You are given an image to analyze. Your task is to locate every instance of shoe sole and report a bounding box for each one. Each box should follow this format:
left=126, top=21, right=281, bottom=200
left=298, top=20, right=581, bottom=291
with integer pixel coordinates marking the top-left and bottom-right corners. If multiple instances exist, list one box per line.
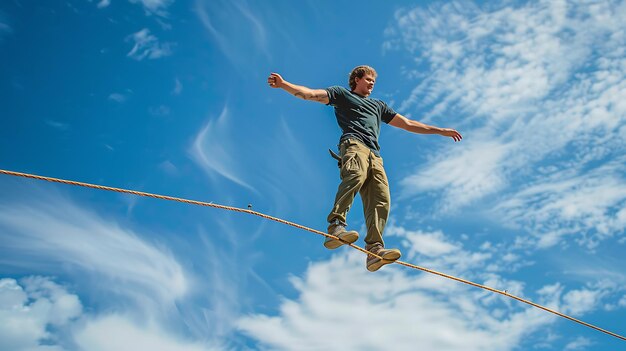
left=323, top=232, right=359, bottom=250
left=367, top=251, right=401, bottom=272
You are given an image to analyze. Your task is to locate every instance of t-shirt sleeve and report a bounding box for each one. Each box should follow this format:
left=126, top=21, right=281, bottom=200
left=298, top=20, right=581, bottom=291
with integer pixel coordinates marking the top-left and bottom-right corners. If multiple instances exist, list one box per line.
left=325, top=85, right=346, bottom=106
left=380, top=101, right=397, bottom=124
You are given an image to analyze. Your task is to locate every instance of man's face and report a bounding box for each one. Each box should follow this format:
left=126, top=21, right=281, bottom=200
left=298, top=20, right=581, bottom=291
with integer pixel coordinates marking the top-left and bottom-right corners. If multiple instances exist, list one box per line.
left=354, top=73, right=376, bottom=97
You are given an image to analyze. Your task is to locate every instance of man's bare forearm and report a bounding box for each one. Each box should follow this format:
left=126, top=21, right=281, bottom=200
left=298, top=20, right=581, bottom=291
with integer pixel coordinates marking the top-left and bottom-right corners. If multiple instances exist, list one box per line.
left=406, top=119, right=463, bottom=142
left=280, top=81, right=328, bottom=102
left=405, top=119, right=444, bottom=134
left=268, top=73, right=329, bottom=104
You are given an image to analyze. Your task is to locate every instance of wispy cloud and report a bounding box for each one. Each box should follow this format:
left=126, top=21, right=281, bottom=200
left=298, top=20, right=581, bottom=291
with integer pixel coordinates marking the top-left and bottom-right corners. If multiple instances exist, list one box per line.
left=188, top=108, right=324, bottom=214
left=399, top=139, right=511, bottom=209
left=494, top=160, right=626, bottom=249
left=126, top=28, right=173, bottom=61
left=97, top=0, right=111, bottom=9
left=0, top=189, right=189, bottom=306
left=195, top=0, right=270, bottom=69
left=189, top=106, right=256, bottom=192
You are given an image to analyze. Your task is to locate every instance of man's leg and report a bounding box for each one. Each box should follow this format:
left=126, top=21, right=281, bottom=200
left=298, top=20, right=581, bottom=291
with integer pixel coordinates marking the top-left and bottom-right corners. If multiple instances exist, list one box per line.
left=361, top=154, right=401, bottom=271
left=325, top=140, right=368, bottom=249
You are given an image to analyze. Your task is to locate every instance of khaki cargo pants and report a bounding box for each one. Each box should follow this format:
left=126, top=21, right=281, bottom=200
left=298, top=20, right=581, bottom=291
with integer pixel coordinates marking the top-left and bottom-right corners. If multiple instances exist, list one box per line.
left=327, top=139, right=390, bottom=247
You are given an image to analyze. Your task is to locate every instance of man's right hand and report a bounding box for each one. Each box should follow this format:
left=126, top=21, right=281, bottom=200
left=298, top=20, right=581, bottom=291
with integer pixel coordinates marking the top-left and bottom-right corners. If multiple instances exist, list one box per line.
left=268, top=73, right=285, bottom=88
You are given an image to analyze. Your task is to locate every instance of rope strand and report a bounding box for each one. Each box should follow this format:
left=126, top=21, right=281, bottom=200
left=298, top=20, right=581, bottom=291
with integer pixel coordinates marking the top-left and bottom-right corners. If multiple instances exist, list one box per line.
left=0, top=168, right=624, bottom=342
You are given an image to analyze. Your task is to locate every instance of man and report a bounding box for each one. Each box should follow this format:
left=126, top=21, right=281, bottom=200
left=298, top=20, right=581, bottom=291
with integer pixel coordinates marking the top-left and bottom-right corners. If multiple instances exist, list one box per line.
left=267, top=65, right=462, bottom=272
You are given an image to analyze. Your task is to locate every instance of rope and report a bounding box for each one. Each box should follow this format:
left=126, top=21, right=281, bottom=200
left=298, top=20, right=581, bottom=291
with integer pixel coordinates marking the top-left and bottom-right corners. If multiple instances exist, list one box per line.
left=1, top=168, right=624, bottom=342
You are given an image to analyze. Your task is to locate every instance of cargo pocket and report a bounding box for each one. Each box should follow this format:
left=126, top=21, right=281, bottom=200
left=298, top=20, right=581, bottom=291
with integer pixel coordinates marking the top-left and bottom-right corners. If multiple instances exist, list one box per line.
left=340, top=145, right=361, bottom=179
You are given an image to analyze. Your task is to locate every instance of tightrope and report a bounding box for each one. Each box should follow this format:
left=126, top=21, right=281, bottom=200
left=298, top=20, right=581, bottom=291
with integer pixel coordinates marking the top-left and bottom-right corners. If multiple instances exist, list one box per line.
left=1, top=168, right=624, bottom=342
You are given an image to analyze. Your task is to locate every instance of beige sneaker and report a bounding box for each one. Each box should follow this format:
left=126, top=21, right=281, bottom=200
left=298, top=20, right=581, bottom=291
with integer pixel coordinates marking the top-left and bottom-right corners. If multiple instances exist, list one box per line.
left=324, top=222, right=359, bottom=249
left=366, top=243, right=401, bottom=272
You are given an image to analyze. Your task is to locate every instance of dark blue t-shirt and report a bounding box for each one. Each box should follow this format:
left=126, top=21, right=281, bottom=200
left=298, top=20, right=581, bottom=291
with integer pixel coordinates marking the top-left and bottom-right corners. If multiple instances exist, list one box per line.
left=326, top=86, right=397, bottom=154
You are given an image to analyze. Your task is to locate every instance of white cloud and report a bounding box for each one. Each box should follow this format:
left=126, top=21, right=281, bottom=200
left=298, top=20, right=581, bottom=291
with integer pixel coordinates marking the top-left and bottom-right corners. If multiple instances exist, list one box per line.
left=386, top=226, right=459, bottom=257
left=564, top=336, right=593, bottom=351
left=562, top=288, right=604, bottom=316
left=385, top=223, right=534, bottom=279
left=126, top=28, right=173, bottom=61
left=74, top=314, right=214, bottom=351
left=237, top=219, right=626, bottom=349
left=239, top=225, right=606, bottom=350
left=0, top=191, right=189, bottom=306
left=0, top=277, right=222, bottom=351
left=237, top=252, right=552, bottom=351
left=400, top=139, right=511, bottom=209
left=494, top=161, right=626, bottom=249
left=385, top=1, right=626, bottom=249
left=0, top=277, right=81, bottom=351
left=97, top=0, right=111, bottom=9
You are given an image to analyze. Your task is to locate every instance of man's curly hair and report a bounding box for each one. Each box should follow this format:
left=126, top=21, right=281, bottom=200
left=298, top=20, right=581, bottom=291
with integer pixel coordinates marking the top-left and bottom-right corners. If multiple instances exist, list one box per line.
left=348, top=65, right=377, bottom=90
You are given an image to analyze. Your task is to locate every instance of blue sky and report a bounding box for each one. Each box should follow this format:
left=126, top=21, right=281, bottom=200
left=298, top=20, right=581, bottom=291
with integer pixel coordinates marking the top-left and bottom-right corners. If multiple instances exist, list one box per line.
left=1, top=0, right=625, bottom=350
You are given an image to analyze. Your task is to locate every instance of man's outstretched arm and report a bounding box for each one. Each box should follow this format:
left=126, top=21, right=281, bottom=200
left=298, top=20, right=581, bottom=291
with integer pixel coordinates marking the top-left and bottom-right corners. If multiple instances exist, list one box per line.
left=389, top=113, right=462, bottom=142
left=267, top=72, right=329, bottom=104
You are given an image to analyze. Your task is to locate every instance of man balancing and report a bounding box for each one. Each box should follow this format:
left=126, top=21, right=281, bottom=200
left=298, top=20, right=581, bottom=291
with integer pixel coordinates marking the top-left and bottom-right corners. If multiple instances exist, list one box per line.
left=267, top=65, right=462, bottom=272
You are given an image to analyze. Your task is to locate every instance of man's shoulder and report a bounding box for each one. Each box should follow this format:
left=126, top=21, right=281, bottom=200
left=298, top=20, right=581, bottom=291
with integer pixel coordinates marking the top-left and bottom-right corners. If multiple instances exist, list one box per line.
left=326, top=85, right=349, bottom=93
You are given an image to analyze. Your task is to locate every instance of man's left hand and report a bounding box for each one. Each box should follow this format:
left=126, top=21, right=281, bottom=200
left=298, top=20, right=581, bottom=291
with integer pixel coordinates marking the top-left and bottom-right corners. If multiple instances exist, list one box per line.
left=441, top=129, right=462, bottom=142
